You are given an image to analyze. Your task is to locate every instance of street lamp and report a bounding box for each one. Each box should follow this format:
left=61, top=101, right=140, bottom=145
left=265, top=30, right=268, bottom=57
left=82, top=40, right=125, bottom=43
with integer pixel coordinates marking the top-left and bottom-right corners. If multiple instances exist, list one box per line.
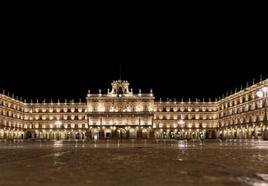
left=257, top=87, right=268, bottom=140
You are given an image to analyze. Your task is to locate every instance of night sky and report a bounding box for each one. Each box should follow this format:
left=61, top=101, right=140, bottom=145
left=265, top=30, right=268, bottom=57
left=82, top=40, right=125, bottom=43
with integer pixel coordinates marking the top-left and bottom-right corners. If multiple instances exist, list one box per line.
left=0, top=62, right=266, bottom=102
left=1, top=17, right=267, bottom=102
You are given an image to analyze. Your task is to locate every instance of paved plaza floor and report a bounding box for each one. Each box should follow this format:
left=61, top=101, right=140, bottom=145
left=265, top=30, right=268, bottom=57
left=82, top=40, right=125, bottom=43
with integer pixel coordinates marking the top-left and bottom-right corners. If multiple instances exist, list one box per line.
left=0, top=139, right=268, bottom=186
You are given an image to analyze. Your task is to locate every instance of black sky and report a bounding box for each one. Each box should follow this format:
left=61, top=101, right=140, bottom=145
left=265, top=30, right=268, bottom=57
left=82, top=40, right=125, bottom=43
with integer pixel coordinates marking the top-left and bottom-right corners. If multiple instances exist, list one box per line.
left=0, top=62, right=266, bottom=101
left=0, top=13, right=267, bottom=101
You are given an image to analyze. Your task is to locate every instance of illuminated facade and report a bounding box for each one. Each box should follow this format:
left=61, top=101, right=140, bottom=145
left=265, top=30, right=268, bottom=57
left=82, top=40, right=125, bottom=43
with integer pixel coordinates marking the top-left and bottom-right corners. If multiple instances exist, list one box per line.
left=0, top=79, right=267, bottom=140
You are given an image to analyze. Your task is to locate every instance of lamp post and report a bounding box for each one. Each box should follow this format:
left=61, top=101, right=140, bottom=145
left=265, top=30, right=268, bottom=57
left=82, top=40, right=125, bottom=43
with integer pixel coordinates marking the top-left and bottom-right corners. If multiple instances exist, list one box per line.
left=257, top=87, right=268, bottom=140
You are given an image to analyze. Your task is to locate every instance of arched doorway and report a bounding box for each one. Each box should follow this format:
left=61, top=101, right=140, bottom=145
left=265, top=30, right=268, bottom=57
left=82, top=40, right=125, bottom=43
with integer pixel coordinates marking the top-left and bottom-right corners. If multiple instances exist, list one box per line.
left=154, top=131, right=161, bottom=139
left=75, top=133, right=80, bottom=140
left=162, top=130, right=168, bottom=139
left=170, top=130, right=175, bottom=139
left=25, top=131, right=32, bottom=139
left=128, top=128, right=136, bottom=139
left=4, top=132, right=8, bottom=139
left=142, top=129, right=148, bottom=139
left=116, top=128, right=127, bottom=139
left=176, top=130, right=183, bottom=140
left=91, top=129, right=99, bottom=140
left=205, top=130, right=216, bottom=139
left=85, top=131, right=91, bottom=139
left=104, top=129, right=112, bottom=139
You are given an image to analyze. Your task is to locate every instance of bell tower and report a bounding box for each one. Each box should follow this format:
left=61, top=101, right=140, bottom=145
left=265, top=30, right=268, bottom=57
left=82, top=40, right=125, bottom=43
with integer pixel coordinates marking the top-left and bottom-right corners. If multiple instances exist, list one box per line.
left=109, top=80, right=133, bottom=96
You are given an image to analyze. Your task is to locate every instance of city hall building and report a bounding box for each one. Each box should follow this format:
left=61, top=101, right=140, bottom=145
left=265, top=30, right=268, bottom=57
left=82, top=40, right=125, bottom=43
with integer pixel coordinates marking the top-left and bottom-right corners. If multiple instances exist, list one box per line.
left=0, top=78, right=267, bottom=140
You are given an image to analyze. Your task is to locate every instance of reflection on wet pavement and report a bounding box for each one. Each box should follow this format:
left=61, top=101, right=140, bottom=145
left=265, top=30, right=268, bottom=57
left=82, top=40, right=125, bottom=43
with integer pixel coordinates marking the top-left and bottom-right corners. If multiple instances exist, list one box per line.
left=0, top=140, right=268, bottom=186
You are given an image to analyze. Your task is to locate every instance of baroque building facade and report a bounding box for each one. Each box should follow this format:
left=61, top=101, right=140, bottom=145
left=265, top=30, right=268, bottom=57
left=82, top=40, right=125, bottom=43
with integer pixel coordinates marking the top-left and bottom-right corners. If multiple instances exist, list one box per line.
left=0, top=79, right=267, bottom=140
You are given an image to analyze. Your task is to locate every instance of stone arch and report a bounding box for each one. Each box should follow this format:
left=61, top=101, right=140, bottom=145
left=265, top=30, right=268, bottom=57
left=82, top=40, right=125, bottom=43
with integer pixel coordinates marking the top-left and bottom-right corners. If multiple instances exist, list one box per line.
left=205, top=130, right=217, bottom=139
left=116, top=128, right=127, bottom=139
left=25, top=131, right=32, bottom=139
left=128, top=128, right=137, bottom=139
left=85, top=130, right=91, bottom=139
left=154, top=130, right=161, bottom=139
left=169, top=130, right=175, bottom=139
left=162, top=129, right=168, bottom=139
left=142, top=128, right=148, bottom=139
left=20, top=132, right=24, bottom=139
left=74, top=132, right=80, bottom=140
left=176, top=129, right=185, bottom=139
left=103, top=129, right=112, bottom=139
left=91, top=128, right=100, bottom=140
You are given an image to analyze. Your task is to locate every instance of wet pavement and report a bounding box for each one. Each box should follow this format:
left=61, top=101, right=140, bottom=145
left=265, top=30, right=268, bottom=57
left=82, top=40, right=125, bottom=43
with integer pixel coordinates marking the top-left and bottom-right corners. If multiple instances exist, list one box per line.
left=0, top=139, right=268, bottom=186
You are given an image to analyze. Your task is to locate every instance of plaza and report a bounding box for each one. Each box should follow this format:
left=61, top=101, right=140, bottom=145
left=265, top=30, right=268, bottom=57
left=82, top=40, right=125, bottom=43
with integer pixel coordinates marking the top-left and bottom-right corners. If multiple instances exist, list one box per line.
left=0, top=140, right=268, bottom=186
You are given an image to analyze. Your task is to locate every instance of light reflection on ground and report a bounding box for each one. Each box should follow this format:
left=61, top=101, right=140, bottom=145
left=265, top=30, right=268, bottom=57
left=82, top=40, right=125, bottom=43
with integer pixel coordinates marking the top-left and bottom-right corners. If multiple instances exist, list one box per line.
left=0, top=139, right=268, bottom=186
